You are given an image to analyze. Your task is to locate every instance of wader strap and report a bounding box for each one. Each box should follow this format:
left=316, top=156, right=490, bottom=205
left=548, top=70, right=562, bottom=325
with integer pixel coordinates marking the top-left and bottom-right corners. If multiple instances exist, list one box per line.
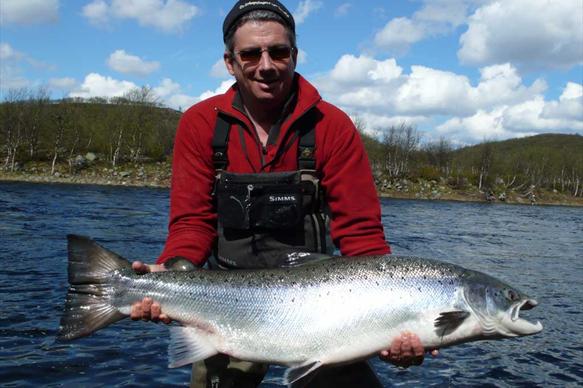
left=212, top=114, right=231, bottom=170
left=211, top=110, right=317, bottom=171
left=298, top=117, right=316, bottom=170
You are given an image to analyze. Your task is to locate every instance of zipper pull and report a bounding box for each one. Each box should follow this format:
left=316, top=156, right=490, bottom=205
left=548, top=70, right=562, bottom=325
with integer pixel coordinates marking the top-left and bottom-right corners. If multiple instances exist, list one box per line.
left=246, top=184, right=254, bottom=203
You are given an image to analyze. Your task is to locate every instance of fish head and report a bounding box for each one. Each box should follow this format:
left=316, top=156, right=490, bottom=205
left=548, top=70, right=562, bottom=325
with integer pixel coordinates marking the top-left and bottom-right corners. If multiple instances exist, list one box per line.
left=463, top=274, right=543, bottom=338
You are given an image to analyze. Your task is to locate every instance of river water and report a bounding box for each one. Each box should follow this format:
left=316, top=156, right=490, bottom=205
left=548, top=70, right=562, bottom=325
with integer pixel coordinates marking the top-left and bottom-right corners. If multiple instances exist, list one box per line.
left=1, top=181, right=581, bottom=387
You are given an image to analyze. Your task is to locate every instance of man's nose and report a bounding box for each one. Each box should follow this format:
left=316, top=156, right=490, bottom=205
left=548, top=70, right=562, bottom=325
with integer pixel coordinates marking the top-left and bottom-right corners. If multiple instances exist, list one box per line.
left=257, top=51, right=276, bottom=71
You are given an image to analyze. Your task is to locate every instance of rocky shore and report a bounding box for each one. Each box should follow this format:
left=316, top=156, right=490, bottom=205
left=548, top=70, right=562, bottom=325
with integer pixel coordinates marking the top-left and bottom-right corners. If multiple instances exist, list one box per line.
left=0, top=160, right=171, bottom=188
left=376, top=178, right=583, bottom=207
left=2, top=160, right=582, bottom=207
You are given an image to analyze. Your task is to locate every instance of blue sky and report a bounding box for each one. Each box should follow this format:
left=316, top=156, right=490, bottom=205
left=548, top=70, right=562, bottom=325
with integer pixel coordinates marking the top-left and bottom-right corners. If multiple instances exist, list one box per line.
left=1, top=0, right=582, bottom=144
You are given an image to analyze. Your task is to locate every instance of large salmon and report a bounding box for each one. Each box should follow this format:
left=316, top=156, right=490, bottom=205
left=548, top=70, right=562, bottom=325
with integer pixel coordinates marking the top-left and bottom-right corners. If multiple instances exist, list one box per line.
left=58, top=235, right=542, bottom=384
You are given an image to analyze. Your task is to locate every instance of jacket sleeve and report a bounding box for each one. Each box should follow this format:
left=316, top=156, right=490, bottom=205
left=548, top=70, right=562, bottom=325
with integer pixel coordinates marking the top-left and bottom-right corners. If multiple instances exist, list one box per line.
left=156, top=107, right=217, bottom=266
left=317, top=105, right=391, bottom=256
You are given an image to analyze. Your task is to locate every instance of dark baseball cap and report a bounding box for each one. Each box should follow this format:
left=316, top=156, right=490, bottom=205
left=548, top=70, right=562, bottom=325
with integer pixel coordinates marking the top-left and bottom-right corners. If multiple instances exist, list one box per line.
left=222, top=0, right=295, bottom=42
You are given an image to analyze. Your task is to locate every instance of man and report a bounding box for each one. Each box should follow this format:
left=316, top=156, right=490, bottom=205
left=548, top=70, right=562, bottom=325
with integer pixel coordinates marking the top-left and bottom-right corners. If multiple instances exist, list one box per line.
left=132, top=1, right=435, bottom=386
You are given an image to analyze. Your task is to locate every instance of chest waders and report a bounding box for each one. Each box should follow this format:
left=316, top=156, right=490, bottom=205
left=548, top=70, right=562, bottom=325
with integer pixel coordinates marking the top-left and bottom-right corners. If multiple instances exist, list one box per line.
left=210, top=111, right=333, bottom=270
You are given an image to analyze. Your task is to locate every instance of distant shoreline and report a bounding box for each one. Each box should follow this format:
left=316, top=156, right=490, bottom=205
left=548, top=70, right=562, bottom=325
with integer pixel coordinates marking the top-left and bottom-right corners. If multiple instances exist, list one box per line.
left=2, top=161, right=582, bottom=207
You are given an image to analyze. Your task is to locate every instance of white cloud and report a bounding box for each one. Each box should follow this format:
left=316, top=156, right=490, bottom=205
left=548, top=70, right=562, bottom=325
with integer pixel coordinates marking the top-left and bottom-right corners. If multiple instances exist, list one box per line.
left=0, top=65, right=30, bottom=93
left=0, top=43, right=55, bottom=94
left=107, top=50, right=160, bottom=76
left=314, top=54, right=580, bottom=143
left=49, top=77, right=78, bottom=91
left=165, top=93, right=198, bottom=111
left=458, top=0, right=583, bottom=69
left=152, top=78, right=196, bottom=110
left=542, top=82, right=583, bottom=121
left=374, top=0, right=468, bottom=52
left=0, top=42, right=54, bottom=70
left=414, top=0, right=468, bottom=26
left=0, top=42, right=22, bottom=60
left=297, top=48, right=308, bottom=65
left=437, top=82, right=583, bottom=143
left=328, top=55, right=402, bottom=85
left=210, top=58, right=231, bottom=79
left=82, top=0, right=109, bottom=26
left=374, top=17, right=426, bottom=51
left=437, top=107, right=513, bottom=141
left=0, top=43, right=28, bottom=94
left=198, top=80, right=234, bottom=101
left=151, top=78, right=234, bottom=111
left=153, top=78, right=181, bottom=98
left=69, top=73, right=138, bottom=98
left=334, top=3, right=351, bottom=17
left=317, top=56, right=544, bottom=116
left=294, top=0, right=323, bottom=24
left=82, top=0, right=199, bottom=32
left=0, top=0, right=59, bottom=25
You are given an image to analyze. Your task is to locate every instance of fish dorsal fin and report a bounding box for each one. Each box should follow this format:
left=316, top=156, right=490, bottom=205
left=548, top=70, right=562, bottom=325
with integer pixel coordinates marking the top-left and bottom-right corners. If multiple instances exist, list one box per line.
left=168, top=326, right=218, bottom=368
left=284, top=360, right=322, bottom=386
left=434, top=310, right=470, bottom=337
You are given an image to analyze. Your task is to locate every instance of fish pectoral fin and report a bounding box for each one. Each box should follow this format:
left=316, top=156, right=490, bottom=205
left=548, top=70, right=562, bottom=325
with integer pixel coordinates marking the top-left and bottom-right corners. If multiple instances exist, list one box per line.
left=284, top=360, right=322, bottom=386
left=434, top=310, right=471, bottom=337
left=168, top=326, right=218, bottom=368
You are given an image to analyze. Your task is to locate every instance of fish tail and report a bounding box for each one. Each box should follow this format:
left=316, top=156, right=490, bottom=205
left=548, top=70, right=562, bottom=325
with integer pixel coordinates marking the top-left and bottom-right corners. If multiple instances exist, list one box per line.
left=57, top=235, right=130, bottom=341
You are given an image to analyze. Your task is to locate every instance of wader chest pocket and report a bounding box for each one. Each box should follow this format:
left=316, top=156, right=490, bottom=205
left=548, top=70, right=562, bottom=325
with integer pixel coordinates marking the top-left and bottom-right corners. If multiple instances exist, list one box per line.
left=216, top=172, right=304, bottom=230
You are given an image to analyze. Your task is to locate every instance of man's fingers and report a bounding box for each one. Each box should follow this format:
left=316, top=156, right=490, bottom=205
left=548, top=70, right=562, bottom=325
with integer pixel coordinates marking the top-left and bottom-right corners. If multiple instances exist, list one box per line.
left=398, top=334, right=414, bottom=367
left=389, top=335, right=401, bottom=359
left=141, top=298, right=152, bottom=320
left=399, top=334, right=413, bottom=358
left=131, top=302, right=142, bottom=320
left=132, top=261, right=150, bottom=274
left=410, top=334, right=425, bottom=357
left=160, top=314, right=172, bottom=325
left=151, top=302, right=161, bottom=321
left=429, top=349, right=439, bottom=357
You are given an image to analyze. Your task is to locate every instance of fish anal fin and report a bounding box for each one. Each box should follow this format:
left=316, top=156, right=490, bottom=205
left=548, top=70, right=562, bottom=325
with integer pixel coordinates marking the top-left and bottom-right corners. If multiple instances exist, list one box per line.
left=168, top=326, right=218, bottom=368
left=284, top=360, right=322, bottom=386
left=434, top=310, right=470, bottom=337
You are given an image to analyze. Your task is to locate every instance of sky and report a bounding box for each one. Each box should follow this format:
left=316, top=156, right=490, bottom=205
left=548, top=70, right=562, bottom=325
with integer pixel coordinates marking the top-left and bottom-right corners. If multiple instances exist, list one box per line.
left=1, top=0, right=582, bottom=145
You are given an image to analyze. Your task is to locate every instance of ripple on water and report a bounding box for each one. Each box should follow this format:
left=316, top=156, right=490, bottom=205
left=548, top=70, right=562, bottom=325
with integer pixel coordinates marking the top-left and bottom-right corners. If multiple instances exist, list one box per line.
left=1, top=185, right=582, bottom=386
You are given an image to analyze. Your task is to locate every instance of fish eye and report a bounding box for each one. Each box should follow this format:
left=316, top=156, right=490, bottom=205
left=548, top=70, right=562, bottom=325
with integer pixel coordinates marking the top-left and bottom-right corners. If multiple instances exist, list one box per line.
left=505, top=289, right=519, bottom=301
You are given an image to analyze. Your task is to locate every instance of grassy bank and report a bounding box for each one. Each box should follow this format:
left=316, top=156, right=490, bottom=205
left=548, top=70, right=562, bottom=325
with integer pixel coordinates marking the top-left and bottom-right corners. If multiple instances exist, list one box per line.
left=2, top=160, right=582, bottom=207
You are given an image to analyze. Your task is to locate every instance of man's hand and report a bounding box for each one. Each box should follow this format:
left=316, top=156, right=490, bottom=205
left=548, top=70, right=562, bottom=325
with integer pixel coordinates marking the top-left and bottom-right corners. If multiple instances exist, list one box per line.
left=379, top=332, right=439, bottom=367
left=130, top=261, right=172, bottom=324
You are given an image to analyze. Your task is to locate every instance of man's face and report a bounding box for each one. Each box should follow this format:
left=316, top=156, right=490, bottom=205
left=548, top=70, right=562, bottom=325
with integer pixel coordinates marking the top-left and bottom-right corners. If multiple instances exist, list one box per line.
left=225, top=21, right=297, bottom=110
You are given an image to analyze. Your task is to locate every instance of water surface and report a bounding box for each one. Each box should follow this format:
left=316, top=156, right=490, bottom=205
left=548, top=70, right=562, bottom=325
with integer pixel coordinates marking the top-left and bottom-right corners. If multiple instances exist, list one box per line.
left=1, top=181, right=581, bottom=386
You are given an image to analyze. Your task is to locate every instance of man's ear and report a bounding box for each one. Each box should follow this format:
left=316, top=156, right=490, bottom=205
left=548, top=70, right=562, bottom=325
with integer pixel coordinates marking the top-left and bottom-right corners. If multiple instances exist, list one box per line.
left=224, top=51, right=236, bottom=76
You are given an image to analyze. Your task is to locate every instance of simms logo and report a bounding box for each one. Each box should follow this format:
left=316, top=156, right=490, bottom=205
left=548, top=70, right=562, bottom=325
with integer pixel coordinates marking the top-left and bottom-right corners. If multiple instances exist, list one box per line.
left=269, top=195, right=296, bottom=202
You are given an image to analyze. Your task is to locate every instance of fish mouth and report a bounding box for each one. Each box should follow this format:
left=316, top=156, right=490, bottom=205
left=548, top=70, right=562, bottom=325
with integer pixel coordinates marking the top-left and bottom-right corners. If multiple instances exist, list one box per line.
left=505, top=298, right=543, bottom=336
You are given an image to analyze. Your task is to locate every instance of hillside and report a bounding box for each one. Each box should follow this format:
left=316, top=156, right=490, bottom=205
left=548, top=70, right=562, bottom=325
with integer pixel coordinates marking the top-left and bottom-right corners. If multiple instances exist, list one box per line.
left=1, top=96, right=581, bottom=205
left=454, top=133, right=583, bottom=159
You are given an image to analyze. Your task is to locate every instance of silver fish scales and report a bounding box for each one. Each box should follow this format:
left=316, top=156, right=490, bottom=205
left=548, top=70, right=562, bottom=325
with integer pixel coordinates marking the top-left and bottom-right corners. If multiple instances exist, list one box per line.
left=58, top=235, right=542, bottom=385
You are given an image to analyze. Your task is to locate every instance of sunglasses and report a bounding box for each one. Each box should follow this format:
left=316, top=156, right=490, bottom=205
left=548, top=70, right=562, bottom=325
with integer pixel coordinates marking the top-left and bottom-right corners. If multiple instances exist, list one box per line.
left=234, top=45, right=294, bottom=64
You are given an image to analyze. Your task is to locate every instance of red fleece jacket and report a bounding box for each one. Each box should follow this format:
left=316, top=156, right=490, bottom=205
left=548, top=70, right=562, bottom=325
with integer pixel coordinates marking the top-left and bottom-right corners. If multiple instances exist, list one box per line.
left=157, top=74, right=390, bottom=265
